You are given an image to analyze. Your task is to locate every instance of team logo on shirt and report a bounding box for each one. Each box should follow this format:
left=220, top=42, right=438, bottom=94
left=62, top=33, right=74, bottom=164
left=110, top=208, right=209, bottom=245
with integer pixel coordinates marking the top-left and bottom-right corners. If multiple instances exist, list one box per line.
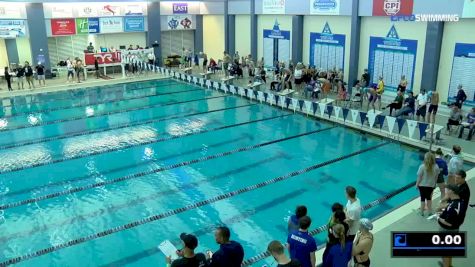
left=383, top=0, right=401, bottom=16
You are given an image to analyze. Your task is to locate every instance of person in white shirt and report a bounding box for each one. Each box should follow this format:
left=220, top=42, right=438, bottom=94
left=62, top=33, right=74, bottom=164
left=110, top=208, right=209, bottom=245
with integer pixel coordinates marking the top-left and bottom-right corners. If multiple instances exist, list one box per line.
left=147, top=52, right=155, bottom=66
left=344, top=186, right=361, bottom=241
left=66, top=58, right=74, bottom=83
left=416, top=89, right=428, bottom=121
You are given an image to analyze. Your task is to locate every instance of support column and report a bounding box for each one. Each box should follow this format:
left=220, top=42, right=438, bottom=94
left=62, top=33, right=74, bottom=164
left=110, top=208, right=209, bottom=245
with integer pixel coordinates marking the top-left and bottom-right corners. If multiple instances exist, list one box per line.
left=146, top=1, right=162, bottom=65
left=348, top=0, right=361, bottom=90
left=5, top=39, right=19, bottom=65
left=250, top=0, right=258, bottom=60
left=194, top=15, right=204, bottom=54
left=227, top=15, right=236, bottom=56
left=291, top=15, right=303, bottom=64
left=421, top=22, right=444, bottom=91
left=25, top=3, right=51, bottom=76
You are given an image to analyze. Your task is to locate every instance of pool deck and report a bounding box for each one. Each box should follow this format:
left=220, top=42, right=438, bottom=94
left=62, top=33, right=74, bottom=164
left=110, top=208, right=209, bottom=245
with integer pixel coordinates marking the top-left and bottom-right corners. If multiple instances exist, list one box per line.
left=1, top=67, right=474, bottom=266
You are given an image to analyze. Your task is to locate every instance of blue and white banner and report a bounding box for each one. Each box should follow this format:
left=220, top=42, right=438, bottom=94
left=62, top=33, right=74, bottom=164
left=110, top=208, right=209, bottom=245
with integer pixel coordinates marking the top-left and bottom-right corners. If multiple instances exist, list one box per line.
left=448, top=43, right=475, bottom=106
left=368, top=25, right=417, bottom=92
left=0, top=19, right=26, bottom=38
left=263, top=20, right=291, bottom=67
left=124, top=16, right=144, bottom=32
left=309, top=22, right=345, bottom=71
left=310, top=0, right=340, bottom=15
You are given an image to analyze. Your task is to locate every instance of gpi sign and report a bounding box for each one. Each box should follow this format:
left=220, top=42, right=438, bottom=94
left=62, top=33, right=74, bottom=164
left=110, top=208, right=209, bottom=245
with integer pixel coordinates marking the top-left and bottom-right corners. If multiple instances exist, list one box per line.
left=384, top=0, right=401, bottom=16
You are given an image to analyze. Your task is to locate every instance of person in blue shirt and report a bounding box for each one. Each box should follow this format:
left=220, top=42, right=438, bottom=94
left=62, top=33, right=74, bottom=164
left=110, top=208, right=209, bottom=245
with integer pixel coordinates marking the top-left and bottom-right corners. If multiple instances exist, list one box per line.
left=458, top=107, right=475, bottom=141
left=288, top=205, right=308, bottom=234
left=435, top=148, right=449, bottom=199
left=287, top=216, right=317, bottom=267
left=207, top=226, right=244, bottom=267
left=323, top=224, right=352, bottom=267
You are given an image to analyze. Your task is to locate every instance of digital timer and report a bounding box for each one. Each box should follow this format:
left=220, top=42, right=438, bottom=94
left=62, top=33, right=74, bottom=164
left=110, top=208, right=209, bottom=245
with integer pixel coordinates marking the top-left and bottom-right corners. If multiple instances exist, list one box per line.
left=392, top=232, right=466, bottom=257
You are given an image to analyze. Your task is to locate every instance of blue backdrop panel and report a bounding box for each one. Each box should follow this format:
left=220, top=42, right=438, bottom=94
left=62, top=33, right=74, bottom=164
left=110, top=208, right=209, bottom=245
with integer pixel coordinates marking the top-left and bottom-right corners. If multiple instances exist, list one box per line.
left=309, top=22, right=345, bottom=72
left=448, top=43, right=475, bottom=106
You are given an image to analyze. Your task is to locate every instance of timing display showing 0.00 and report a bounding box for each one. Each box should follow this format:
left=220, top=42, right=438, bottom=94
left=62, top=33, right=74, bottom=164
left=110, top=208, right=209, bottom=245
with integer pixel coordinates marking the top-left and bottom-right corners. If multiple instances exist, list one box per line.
left=392, top=232, right=466, bottom=257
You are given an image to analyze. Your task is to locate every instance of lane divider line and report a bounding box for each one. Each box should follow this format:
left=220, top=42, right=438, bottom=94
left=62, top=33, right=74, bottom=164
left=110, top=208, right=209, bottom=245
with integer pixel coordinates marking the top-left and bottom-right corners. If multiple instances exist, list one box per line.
left=3, top=114, right=293, bottom=198
left=0, top=102, right=254, bottom=175
left=241, top=180, right=415, bottom=266
left=0, top=81, right=179, bottom=109
left=0, top=95, right=242, bottom=151
left=0, top=140, right=387, bottom=266
left=1, top=86, right=201, bottom=119
left=0, top=93, right=228, bottom=133
left=0, top=125, right=333, bottom=209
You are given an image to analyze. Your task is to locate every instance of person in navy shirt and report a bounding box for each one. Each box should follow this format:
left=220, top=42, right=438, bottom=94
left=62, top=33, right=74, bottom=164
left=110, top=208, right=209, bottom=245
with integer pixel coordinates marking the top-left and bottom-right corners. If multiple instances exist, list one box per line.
left=287, top=216, right=317, bottom=267
left=207, top=226, right=244, bottom=267
left=288, top=205, right=308, bottom=234
left=435, top=148, right=449, bottom=199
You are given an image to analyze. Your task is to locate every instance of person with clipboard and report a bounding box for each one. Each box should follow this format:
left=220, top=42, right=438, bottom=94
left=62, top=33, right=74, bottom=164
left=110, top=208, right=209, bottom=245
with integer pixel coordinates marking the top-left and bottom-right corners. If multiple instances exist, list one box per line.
left=163, top=233, right=207, bottom=267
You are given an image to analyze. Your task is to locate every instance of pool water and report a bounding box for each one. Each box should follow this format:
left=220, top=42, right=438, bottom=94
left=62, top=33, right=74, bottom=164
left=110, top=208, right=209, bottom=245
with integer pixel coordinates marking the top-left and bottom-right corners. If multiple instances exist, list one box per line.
left=0, top=79, right=426, bottom=266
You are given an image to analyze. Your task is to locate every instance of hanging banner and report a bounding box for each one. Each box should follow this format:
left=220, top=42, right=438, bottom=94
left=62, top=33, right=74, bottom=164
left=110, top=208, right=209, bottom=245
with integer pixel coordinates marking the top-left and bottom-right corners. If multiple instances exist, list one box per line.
left=76, top=18, right=100, bottom=34
left=463, top=0, right=475, bottom=18
left=262, top=0, right=286, bottom=14
left=77, top=4, right=99, bottom=17
left=310, top=0, right=340, bottom=15
left=368, top=25, right=417, bottom=92
left=367, top=111, right=377, bottom=128
left=51, top=4, right=74, bottom=18
left=448, top=43, right=475, bottom=106
left=124, top=4, right=145, bottom=16
left=263, top=20, right=291, bottom=67
left=124, top=17, right=144, bottom=32
left=334, top=106, right=341, bottom=120
left=99, top=4, right=121, bottom=17
left=167, top=15, right=193, bottom=30
left=350, top=109, right=359, bottom=124
left=407, top=120, right=418, bottom=139
left=309, top=22, right=345, bottom=71
left=99, top=17, right=123, bottom=33
left=173, top=3, right=189, bottom=14
left=0, top=4, right=24, bottom=19
left=372, top=0, right=414, bottom=16
left=0, top=20, right=26, bottom=38
left=51, top=18, right=76, bottom=36
left=386, top=116, right=396, bottom=133
left=84, top=51, right=121, bottom=65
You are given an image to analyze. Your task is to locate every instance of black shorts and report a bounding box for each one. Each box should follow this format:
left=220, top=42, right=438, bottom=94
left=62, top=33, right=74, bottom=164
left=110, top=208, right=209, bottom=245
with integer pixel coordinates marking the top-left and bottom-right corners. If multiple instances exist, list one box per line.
left=419, top=186, right=434, bottom=201
left=295, top=78, right=302, bottom=85
left=416, top=105, right=427, bottom=116
left=428, top=104, right=438, bottom=114
left=203, top=60, right=208, bottom=67
left=437, top=172, right=445, bottom=184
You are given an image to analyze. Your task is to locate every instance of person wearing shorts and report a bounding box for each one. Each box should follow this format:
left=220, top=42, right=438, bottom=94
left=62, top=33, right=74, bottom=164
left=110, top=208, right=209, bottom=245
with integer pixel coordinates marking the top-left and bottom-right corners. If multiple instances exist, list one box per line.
left=416, top=152, right=439, bottom=216
left=36, top=63, right=46, bottom=86
left=427, top=90, right=440, bottom=123
left=66, top=59, right=74, bottom=82
left=415, top=90, right=428, bottom=121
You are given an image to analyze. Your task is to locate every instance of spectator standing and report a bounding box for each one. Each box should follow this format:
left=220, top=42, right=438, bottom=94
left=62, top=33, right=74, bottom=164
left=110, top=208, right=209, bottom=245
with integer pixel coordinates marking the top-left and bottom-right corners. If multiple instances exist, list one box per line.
left=323, top=224, right=352, bottom=267
left=322, top=204, right=349, bottom=266
left=448, top=145, right=463, bottom=185
left=223, top=52, right=232, bottom=77
left=66, top=58, right=74, bottom=83
left=454, top=170, right=471, bottom=215
left=344, top=186, right=361, bottom=241
left=416, top=89, right=428, bottom=121
left=24, top=62, right=35, bottom=89
left=202, top=52, right=208, bottom=73
left=147, top=51, right=155, bottom=66
left=207, top=226, right=244, bottom=267
left=35, top=62, right=45, bottom=87
left=165, top=233, right=207, bottom=267
left=94, top=59, right=100, bottom=79
left=287, top=216, right=317, bottom=267
left=458, top=108, right=475, bottom=140
left=267, top=241, right=301, bottom=267
left=288, top=205, right=308, bottom=234
left=4, top=67, right=12, bottom=91
left=352, top=218, right=374, bottom=267
left=427, top=90, right=440, bottom=124
left=16, top=65, right=25, bottom=89
left=438, top=185, right=467, bottom=267
left=454, top=85, right=467, bottom=108
left=435, top=148, right=448, bottom=200
left=360, top=69, right=370, bottom=88
left=397, top=75, right=408, bottom=93
left=416, top=152, right=440, bottom=216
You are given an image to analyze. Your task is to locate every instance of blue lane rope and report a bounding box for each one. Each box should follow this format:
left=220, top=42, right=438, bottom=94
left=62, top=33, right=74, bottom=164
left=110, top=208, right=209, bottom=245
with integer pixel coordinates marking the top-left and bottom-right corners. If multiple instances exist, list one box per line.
left=241, top=179, right=415, bottom=266
left=0, top=140, right=387, bottom=266
left=0, top=102, right=253, bottom=175
left=0, top=96, right=249, bottom=151
left=0, top=81, right=179, bottom=109
left=0, top=91, right=224, bottom=133
left=0, top=125, right=332, bottom=210
left=3, top=114, right=293, bottom=199
left=0, top=86, right=199, bottom=119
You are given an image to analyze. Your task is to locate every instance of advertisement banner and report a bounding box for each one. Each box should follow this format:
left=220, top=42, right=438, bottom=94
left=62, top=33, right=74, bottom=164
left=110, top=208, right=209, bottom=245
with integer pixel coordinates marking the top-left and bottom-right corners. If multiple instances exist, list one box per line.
left=77, top=4, right=99, bottom=18
left=124, top=17, right=144, bottom=32
left=167, top=15, right=193, bottom=30
left=372, top=0, right=413, bottom=16
left=463, top=0, right=475, bottom=18
left=124, top=4, right=145, bottom=16
left=173, top=3, right=189, bottom=14
left=51, top=4, right=74, bottom=18
left=84, top=51, right=122, bottom=66
left=99, top=4, right=121, bottom=16
left=0, top=19, right=26, bottom=38
left=0, top=4, right=23, bottom=19
left=262, top=0, right=286, bottom=15
left=51, top=18, right=76, bottom=35
left=99, top=17, right=123, bottom=33
left=310, top=0, right=340, bottom=15
left=76, top=17, right=100, bottom=34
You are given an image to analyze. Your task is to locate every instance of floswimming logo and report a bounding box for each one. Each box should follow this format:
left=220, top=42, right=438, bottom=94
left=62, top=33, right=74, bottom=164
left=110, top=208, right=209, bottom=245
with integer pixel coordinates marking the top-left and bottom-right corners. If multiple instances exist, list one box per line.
left=390, top=14, right=460, bottom=22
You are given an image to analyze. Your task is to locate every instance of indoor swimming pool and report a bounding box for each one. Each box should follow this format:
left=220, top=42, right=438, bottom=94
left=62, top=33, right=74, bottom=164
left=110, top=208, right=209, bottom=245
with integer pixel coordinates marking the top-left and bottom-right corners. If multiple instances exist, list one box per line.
left=0, top=79, right=431, bottom=266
